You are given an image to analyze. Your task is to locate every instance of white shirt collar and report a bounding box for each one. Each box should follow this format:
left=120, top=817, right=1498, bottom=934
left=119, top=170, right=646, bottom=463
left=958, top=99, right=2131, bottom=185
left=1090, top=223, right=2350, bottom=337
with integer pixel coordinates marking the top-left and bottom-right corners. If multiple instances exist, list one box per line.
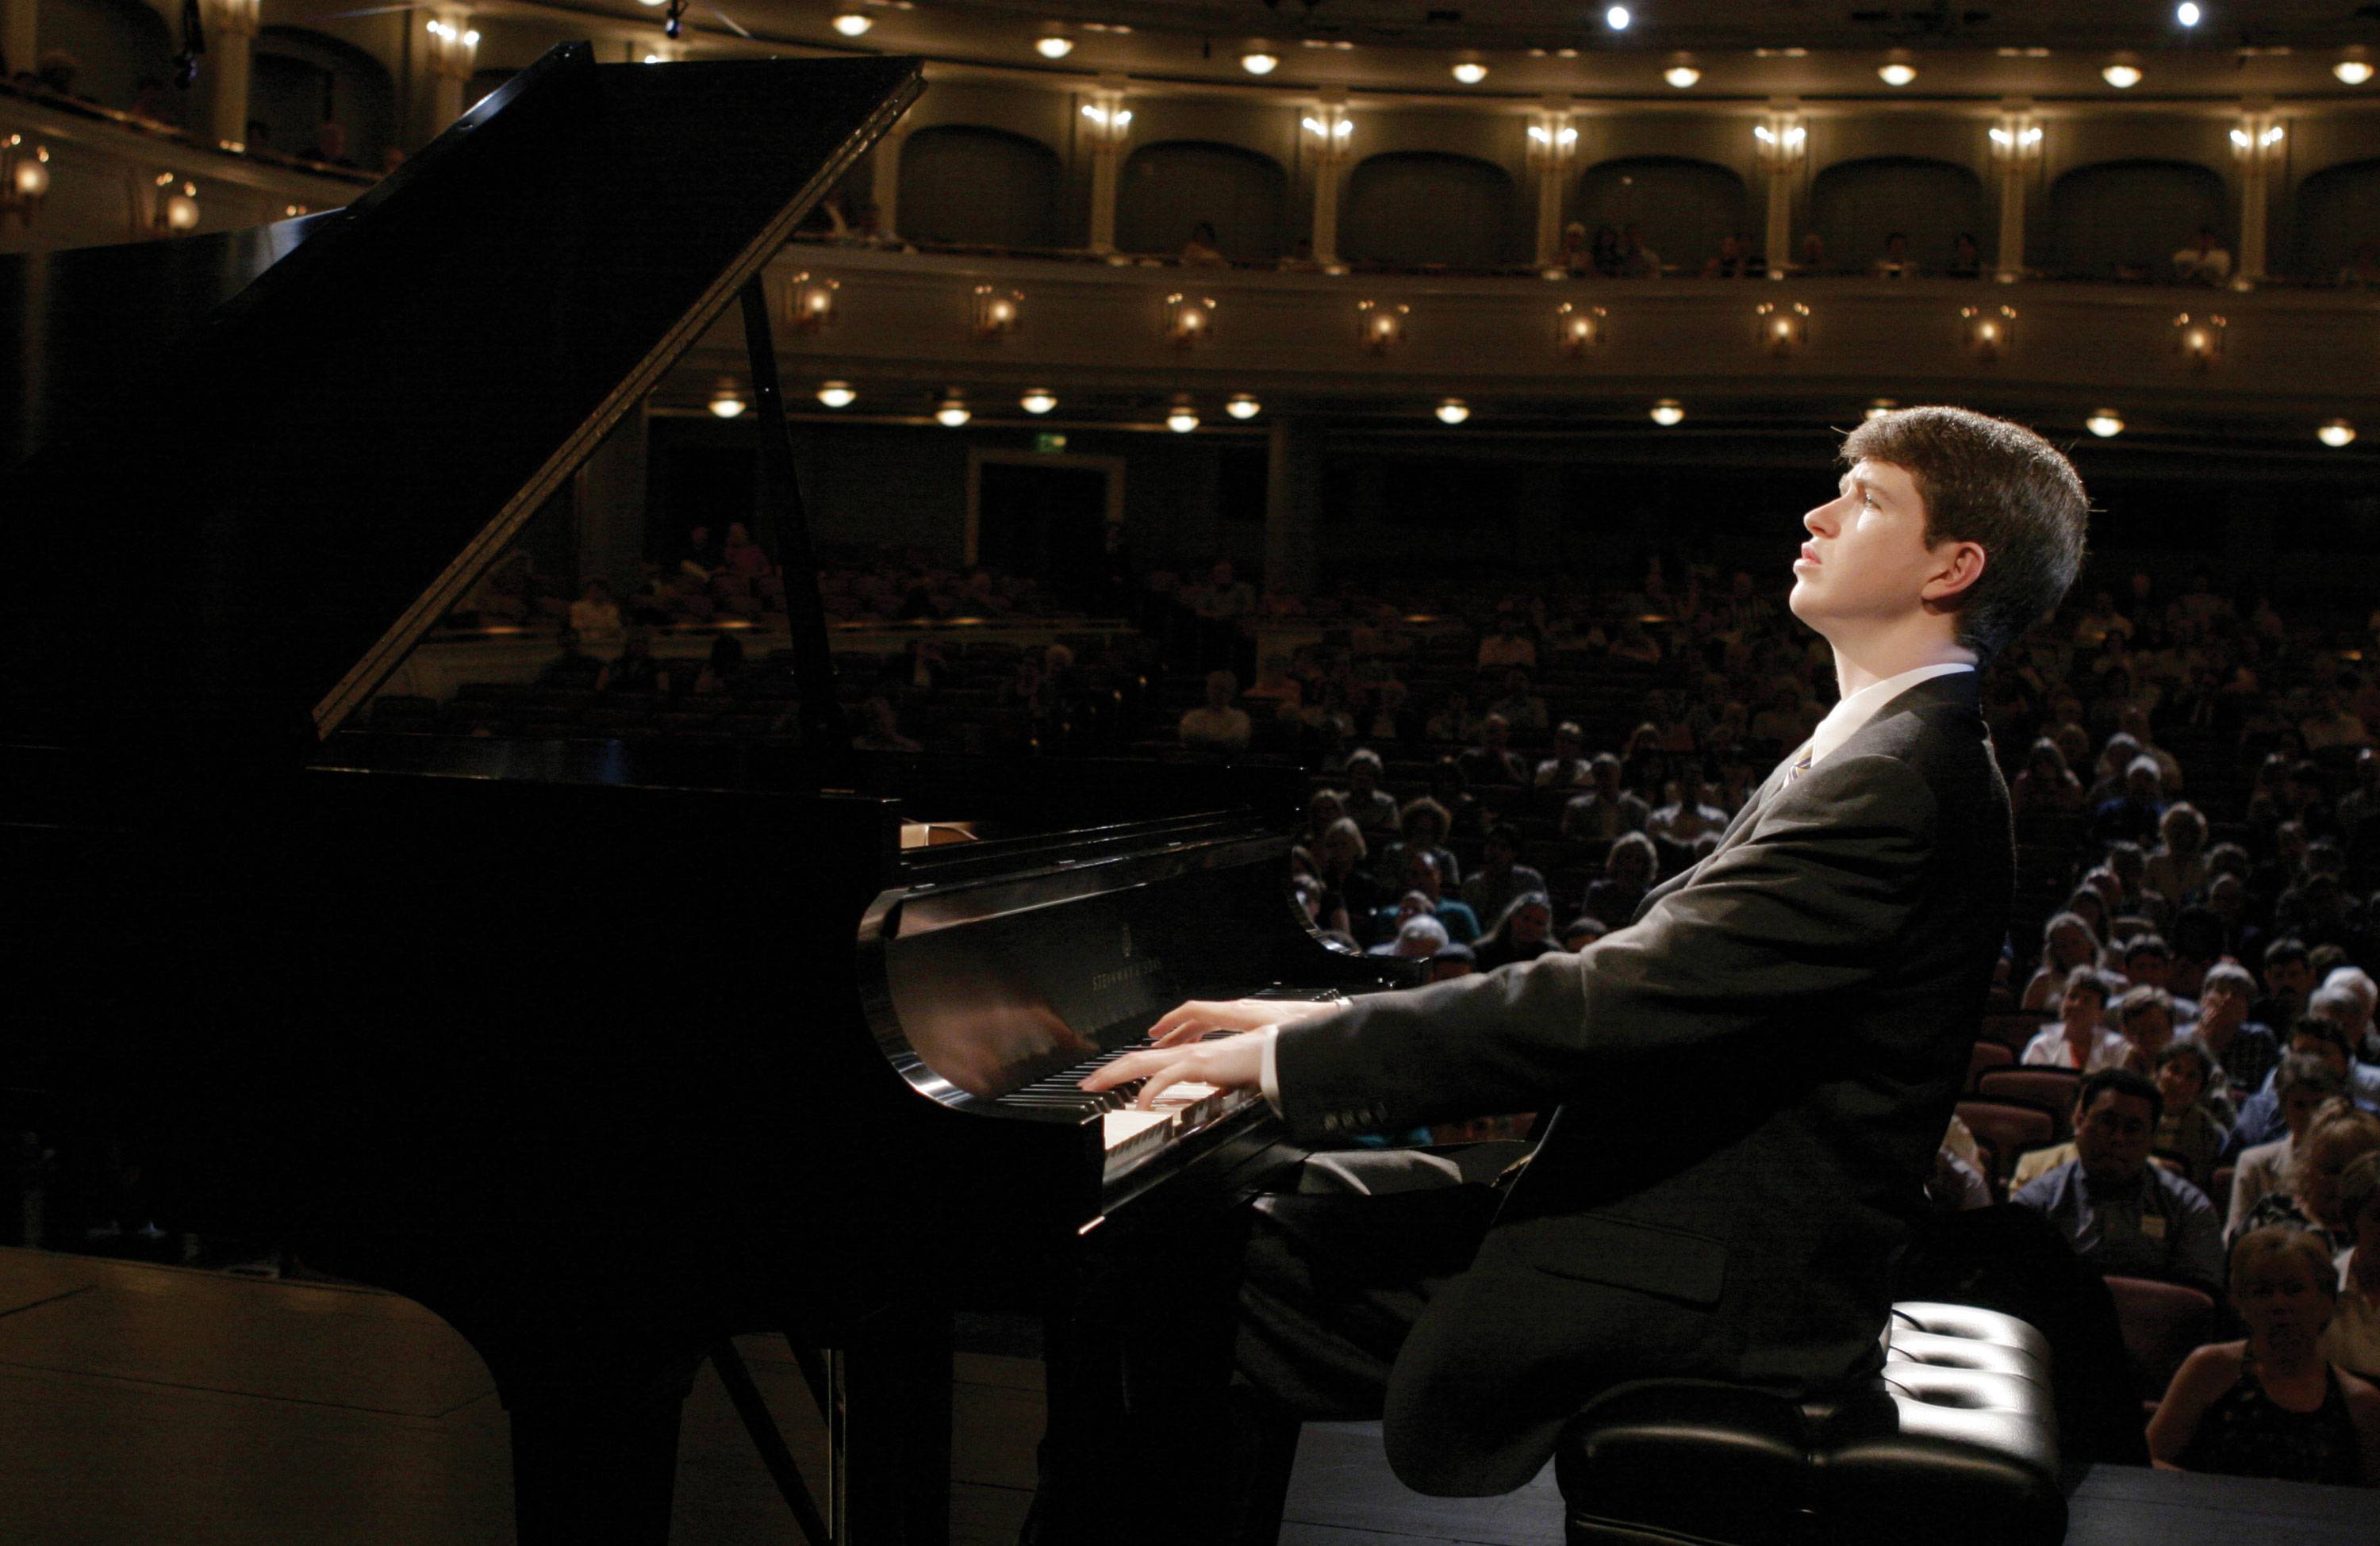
left=1805, top=662, right=1973, bottom=769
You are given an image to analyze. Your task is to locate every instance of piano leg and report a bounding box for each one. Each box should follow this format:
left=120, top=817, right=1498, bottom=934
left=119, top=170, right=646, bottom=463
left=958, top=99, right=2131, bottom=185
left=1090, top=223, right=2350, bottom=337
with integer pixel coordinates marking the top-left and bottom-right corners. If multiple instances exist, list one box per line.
left=834, top=1304, right=954, bottom=1545
left=501, top=1351, right=706, bottom=1545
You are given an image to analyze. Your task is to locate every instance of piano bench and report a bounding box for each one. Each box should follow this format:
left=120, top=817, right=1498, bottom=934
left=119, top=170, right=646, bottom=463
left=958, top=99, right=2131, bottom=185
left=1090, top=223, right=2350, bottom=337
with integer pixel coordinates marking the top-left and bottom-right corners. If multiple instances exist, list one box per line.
left=1551, top=1302, right=2064, bottom=1546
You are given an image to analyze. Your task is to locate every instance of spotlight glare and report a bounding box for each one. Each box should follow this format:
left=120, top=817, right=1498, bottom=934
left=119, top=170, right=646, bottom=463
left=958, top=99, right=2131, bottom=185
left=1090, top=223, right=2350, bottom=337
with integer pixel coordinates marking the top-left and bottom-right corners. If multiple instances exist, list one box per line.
left=1864, top=399, right=1897, bottom=421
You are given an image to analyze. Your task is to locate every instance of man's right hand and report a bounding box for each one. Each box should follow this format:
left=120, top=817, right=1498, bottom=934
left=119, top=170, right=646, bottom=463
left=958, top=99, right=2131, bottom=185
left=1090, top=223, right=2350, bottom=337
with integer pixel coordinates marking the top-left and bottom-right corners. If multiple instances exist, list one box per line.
left=1145, top=996, right=1342, bottom=1048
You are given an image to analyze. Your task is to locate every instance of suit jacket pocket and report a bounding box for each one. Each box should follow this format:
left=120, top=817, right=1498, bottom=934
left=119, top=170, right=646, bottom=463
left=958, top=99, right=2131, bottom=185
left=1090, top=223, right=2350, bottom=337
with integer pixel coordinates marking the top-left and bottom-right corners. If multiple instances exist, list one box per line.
left=1496, top=1210, right=1729, bottom=1310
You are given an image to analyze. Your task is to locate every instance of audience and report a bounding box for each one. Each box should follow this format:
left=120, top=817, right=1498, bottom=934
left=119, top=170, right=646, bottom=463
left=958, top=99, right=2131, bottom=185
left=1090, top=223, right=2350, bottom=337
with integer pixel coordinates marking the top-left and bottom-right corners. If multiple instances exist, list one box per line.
left=2013, top=1068, right=2224, bottom=1296
left=2023, top=968, right=2132, bottom=1071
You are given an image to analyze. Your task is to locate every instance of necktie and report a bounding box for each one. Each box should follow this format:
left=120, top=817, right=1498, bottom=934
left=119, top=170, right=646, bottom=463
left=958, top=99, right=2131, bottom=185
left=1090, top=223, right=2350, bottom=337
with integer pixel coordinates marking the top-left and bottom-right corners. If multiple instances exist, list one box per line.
left=1788, top=744, right=1814, bottom=782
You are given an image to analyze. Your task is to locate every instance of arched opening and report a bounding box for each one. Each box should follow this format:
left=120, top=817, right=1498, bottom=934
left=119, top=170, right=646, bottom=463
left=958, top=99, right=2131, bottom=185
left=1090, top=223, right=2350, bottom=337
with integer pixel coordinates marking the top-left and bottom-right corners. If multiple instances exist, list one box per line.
left=1342, top=152, right=1520, bottom=270
left=2292, top=159, right=2380, bottom=283
left=899, top=125, right=1064, bottom=249
left=29, top=0, right=175, bottom=117
left=1576, top=156, right=1749, bottom=275
left=2044, top=159, right=2229, bottom=282
left=1810, top=156, right=1989, bottom=274
left=251, top=25, right=397, bottom=169
left=1118, top=140, right=1288, bottom=262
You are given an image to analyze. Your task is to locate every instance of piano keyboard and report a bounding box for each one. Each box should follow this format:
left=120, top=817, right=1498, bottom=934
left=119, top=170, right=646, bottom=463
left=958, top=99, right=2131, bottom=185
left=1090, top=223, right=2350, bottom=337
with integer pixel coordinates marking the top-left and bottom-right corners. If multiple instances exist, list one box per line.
left=994, top=1044, right=1265, bottom=1182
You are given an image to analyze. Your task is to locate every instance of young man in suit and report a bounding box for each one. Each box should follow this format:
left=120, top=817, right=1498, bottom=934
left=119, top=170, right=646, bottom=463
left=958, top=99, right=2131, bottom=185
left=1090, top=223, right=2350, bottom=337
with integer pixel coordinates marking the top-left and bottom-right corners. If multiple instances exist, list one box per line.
left=1080, top=406, right=2089, bottom=1513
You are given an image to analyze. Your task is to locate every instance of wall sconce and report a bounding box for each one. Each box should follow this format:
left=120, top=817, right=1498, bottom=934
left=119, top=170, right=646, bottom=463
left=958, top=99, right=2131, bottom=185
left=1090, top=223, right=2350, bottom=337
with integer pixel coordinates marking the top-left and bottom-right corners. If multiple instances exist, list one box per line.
left=1080, top=98, right=1134, bottom=144
left=1525, top=115, right=1578, bottom=171
left=1754, top=300, right=1809, bottom=356
left=1, top=135, right=51, bottom=226
left=1357, top=299, right=1409, bottom=352
left=785, top=272, right=839, bottom=332
left=1300, top=108, right=1354, bottom=159
left=972, top=285, right=1022, bottom=340
left=708, top=383, right=747, bottom=419
left=1163, top=292, right=1216, bottom=347
left=1556, top=301, right=1607, bottom=355
left=2229, top=121, right=2286, bottom=155
left=2172, top=311, right=2225, bottom=367
left=1960, top=303, right=2017, bottom=359
left=424, top=15, right=482, bottom=79
left=1753, top=120, right=1807, bottom=167
left=1988, top=120, right=2044, bottom=159
left=131, top=171, right=200, bottom=239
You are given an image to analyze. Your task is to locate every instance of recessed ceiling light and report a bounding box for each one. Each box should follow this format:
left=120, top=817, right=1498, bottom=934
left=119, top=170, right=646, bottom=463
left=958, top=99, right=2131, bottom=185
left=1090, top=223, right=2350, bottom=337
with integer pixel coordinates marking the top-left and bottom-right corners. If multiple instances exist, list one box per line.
left=1879, top=62, right=1917, bottom=86
left=831, top=12, right=871, bottom=37
left=1664, top=66, right=1701, bottom=88
left=2086, top=409, right=2125, bottom=437
left=1650, top=399, right=1683, bottom=426
left=1606, top=6, right=1631, bottom=30
left=1436, top=397, right=1470, bottom=425
left=1241, top=51, right=1277, bottom=75
left=1035, top=36, right=1073, bottom=59
left=816, top=382, right=855, bottom=409
left=1452, top=61, right=1488, bottom=84
left=2319, top=419, right=2357, bottom=447
left=2175, top=2, right=2202, bottom=25
left=2338, top=59, right=2374, bottom=85
left=2102, top=63, right=2143, bottom=88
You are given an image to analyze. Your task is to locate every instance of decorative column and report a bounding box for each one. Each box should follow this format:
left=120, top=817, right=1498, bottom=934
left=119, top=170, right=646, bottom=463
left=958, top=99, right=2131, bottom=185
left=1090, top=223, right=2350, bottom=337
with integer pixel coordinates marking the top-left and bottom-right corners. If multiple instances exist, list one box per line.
left=868, top=116, right=912, bottom=240
left=1300, top=91, right=1352, bottom=269
left=1081, top=75, right=1129, bottom=254
left=2, top=0, right=38, bottom=98
left=1755, top=100, right=1804, bottom=278
left=2231, top=102, right=2283, bottom=290
left=1526, top=98, right=1577, bottom=268
left=194, top=0, right=259, bottom=148
left=1988, top=100, right=2041, bottom=282
left=424, top=11, right=479, bottom=134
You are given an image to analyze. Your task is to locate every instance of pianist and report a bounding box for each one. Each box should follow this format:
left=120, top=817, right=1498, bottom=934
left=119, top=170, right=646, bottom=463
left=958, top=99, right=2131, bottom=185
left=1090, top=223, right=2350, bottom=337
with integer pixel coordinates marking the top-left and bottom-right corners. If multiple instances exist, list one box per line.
left=1081, top=405, right=2088, bottom=1520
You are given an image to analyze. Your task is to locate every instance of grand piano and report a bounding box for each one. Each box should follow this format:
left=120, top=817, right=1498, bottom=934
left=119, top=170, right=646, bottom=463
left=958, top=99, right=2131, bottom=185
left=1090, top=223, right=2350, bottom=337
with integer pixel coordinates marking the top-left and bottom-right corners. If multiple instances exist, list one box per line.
left=0, top=48, right=1409, bottom=1544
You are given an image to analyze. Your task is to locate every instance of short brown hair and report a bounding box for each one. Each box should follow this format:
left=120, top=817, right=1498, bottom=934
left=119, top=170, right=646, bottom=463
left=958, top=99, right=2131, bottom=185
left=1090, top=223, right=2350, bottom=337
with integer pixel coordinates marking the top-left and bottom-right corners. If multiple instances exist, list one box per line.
left=2228, top=1225, right=2338, bottom=1301
left=1840, top=405, right=2089, bottom=662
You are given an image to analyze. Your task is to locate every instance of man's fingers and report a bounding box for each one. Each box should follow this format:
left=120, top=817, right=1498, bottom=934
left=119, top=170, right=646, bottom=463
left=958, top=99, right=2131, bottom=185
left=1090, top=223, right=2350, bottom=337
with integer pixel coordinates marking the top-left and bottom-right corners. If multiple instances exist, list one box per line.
left=1149, top=1001, right=1229, bottom=1045
left=1131, top=1055, right=1206, bottom=1111
left=1078, top=1050, right=1160, bottom=1092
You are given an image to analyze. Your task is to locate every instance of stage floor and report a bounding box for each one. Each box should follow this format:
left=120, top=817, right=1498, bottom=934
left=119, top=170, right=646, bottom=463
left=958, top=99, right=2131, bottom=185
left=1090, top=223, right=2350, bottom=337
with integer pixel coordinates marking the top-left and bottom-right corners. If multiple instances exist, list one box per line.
left=0, top=1249, right=2368, bottom=1544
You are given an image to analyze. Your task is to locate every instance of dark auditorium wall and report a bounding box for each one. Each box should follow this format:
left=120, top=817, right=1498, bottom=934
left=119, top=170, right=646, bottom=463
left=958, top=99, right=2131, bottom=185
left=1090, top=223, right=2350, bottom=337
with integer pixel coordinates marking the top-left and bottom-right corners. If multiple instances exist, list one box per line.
left=1810, top=156, right=1990, bottom=272
left=1118, top=140, right=1289, bottom=262
left=900, top=125, right=1066, bottom=249
left=251, top=25, right=397, bottom=167
left=1342, top=152, right=1522, bottom=269
left=1575, top=156, right=1749, bottom=272
left=31, top=0, right=172, bottom=113
left=2290, top=159, right=2380, bottom=283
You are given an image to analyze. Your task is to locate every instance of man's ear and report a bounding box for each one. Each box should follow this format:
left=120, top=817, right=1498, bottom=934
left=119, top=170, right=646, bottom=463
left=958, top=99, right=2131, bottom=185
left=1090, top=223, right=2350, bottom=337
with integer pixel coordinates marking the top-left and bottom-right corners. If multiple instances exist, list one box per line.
left=1921, top=541, right=1988, bottom=608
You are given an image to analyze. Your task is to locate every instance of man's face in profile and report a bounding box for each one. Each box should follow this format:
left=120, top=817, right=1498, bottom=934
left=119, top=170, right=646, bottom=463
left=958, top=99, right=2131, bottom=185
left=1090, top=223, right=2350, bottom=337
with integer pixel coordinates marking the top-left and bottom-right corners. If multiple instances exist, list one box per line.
left=1789, top=459, right=1941, bottom=636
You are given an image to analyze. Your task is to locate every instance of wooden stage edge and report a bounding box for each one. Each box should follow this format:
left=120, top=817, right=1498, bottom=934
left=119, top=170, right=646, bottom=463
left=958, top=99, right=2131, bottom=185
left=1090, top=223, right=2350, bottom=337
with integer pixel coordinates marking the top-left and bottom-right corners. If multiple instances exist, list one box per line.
left=0, top=1248, right=2369, bottom=1545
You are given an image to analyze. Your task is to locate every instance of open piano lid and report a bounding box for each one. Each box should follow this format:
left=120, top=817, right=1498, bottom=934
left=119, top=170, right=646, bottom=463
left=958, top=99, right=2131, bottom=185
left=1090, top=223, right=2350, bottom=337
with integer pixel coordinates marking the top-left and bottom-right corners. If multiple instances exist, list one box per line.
left=0, top=45, right=921, bottom=753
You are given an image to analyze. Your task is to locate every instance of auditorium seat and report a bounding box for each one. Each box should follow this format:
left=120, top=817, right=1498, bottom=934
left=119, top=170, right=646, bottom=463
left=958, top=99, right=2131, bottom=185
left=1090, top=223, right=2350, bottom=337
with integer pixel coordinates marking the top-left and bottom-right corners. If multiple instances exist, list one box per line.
left=1553, top=1301, right=2063, bottom=1546
left=1967, top=1040, right=2015, bottom=1089
left=1974, top=1068, right=2082, bottom=1134
left=1955, top=1099, right=2057, bottom=1188
left=2103, top=1274, right=2215, bottom=1406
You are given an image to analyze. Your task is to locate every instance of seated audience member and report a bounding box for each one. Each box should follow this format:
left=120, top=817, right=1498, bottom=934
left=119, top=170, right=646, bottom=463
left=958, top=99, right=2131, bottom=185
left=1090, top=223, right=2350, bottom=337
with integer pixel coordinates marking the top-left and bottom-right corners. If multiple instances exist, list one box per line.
left=596, top=628, right=668, bottom=695
left=1425, top=758, right=1484, bottom=844
left=1617, top=221, right=1661, bottom=277
left=2259, top=936, right=2319, bottom=1030
left=1871, top=231, right=1917, bottom=279
left=1606, top=618, right=1662, bottom=665
left=851, top=694, right=921, bottom=753
left=2172, top=226, right=2234, bottom=286
left=536, top=628, right=604, bottom=691
left=1457, top=713, right=1528, bottom=787
left=2194, top=961, right=2282, bottom=1099
left=2301, top=688, right=2374, bottom=754
left=1338, top=749, right=1402, bottom=840
left=1476, top=613, right=1537, bottom=669
left=1369, top=912, right=1449, bottom=961
left=1534, top=723, right=1593, bottom=788
left=1646, top=769, right=1729, bottom=847
left=2013, top=1068, right=2224, bottom=1295
left=2153, top=1042, right=2231, bottom=1194
left=2144, top=800, right=2211, bottom=907
left=1460, top=827, right=1546, bottom=930
left=1583, top=831, right=1658, bottom=926
left=1375, top=797, right=1463, bottom=891
left=1488, top=669, right=1549, bottom=735
left=2233, top=1099, right=2380, bottom=1256
left=1560, top=915, right=1609, bottom=952
left=2022, top=911, right=2103, bottom=1011
left=1177, top=670, right=1252, bottom=754
left=1299, top=788, right=1347, bottom=851
left=2117, top=984, right=2182, bottom=1075
left=2322, top=967, right=2380, bottom=1068
left=1180, top=221, right=1228, bottom=267
left=2011, top=737, right=2088, bottom=820
left=2122, top=936, right=2196, bottom=1025
left=720, top=521, right=774, bottom=579
left=1380, top=852, right=1480, bottom=944
left=1560, top=754, right=1652, bottom=841
left=2233, top=1030, right=2358, bottom=1169
left=2325, top=1153, right=2380, bottom=1378
left=2090, top=756, right=2168, bottom=849
left=1945, top=230, right=1984, bottom=280
left=689, top=633, right=747, bottom=696
left=2023, top=967, right=2132, bottom=1072
left=1472, top=891, right=1556, bottom=972
left=1311, top=818, right=1384, bottom=949
left=2148, top=1225, right=2380, bottom=1484
left=1356, top=680, right=1420, bottom=744
left=1702, top=232, right=1757, bottom=278
left=570, top=577, right=624, bottom=641
left=2305, top=984, right=2380, bottom=1111
left=1553, top=221, right=1592, bottom=275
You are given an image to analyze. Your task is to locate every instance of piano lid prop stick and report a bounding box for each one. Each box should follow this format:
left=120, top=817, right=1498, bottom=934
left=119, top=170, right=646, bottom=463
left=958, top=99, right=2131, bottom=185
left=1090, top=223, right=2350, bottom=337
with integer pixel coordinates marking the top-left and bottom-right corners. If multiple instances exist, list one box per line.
left=739, top=274, right=848, bottom=755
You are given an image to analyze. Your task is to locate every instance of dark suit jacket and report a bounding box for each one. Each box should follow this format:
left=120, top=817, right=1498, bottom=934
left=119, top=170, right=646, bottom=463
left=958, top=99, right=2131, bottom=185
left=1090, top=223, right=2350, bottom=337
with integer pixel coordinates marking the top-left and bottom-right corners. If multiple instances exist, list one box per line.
left=1273, top=671, right=2010, bottom=1494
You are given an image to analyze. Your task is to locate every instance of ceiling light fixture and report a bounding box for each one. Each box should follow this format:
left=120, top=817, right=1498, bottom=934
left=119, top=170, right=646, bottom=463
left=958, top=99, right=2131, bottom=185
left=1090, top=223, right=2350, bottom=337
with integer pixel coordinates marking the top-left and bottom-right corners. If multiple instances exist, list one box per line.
left=2086, top=409, right=2125, bottom=438
left=1020, top=389, right=1057, bottom=415
left=1165, top=400, right=1200, bottom=433
left=2337, top=59, right=2374, bottom=85
left=831, top=12, right=872, bottom=37
left=1436, top=397, right=1470, bottom=425
left=935, top=394, right=970, bottom=428
left=2319, top=419, right=2357, bottom=447
left=816, top=382, right=856, bottom=409
left=1879, top=62, right=1917, bottom=86
left=1865, top=399, right=1897, bottom=421
left=2102, top=63, right=2142, bottom=88
left=1664, top=66, right=1701, bottom=88
left=1241, top=51, right=1277, bottom=75
left=708, top=386, right=747, bottom=419
left=1035, top=36, right=1073, bottom=59
left=1649, top=399, right=1683, bottom=427
left=1606, top=6, right=1631, bottom=30
left=2175, top=2, right=2201, bottom=25
left=1226, top=393, right=1261, bottom=420
left=1451, top=61, right=1488, bottom=84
